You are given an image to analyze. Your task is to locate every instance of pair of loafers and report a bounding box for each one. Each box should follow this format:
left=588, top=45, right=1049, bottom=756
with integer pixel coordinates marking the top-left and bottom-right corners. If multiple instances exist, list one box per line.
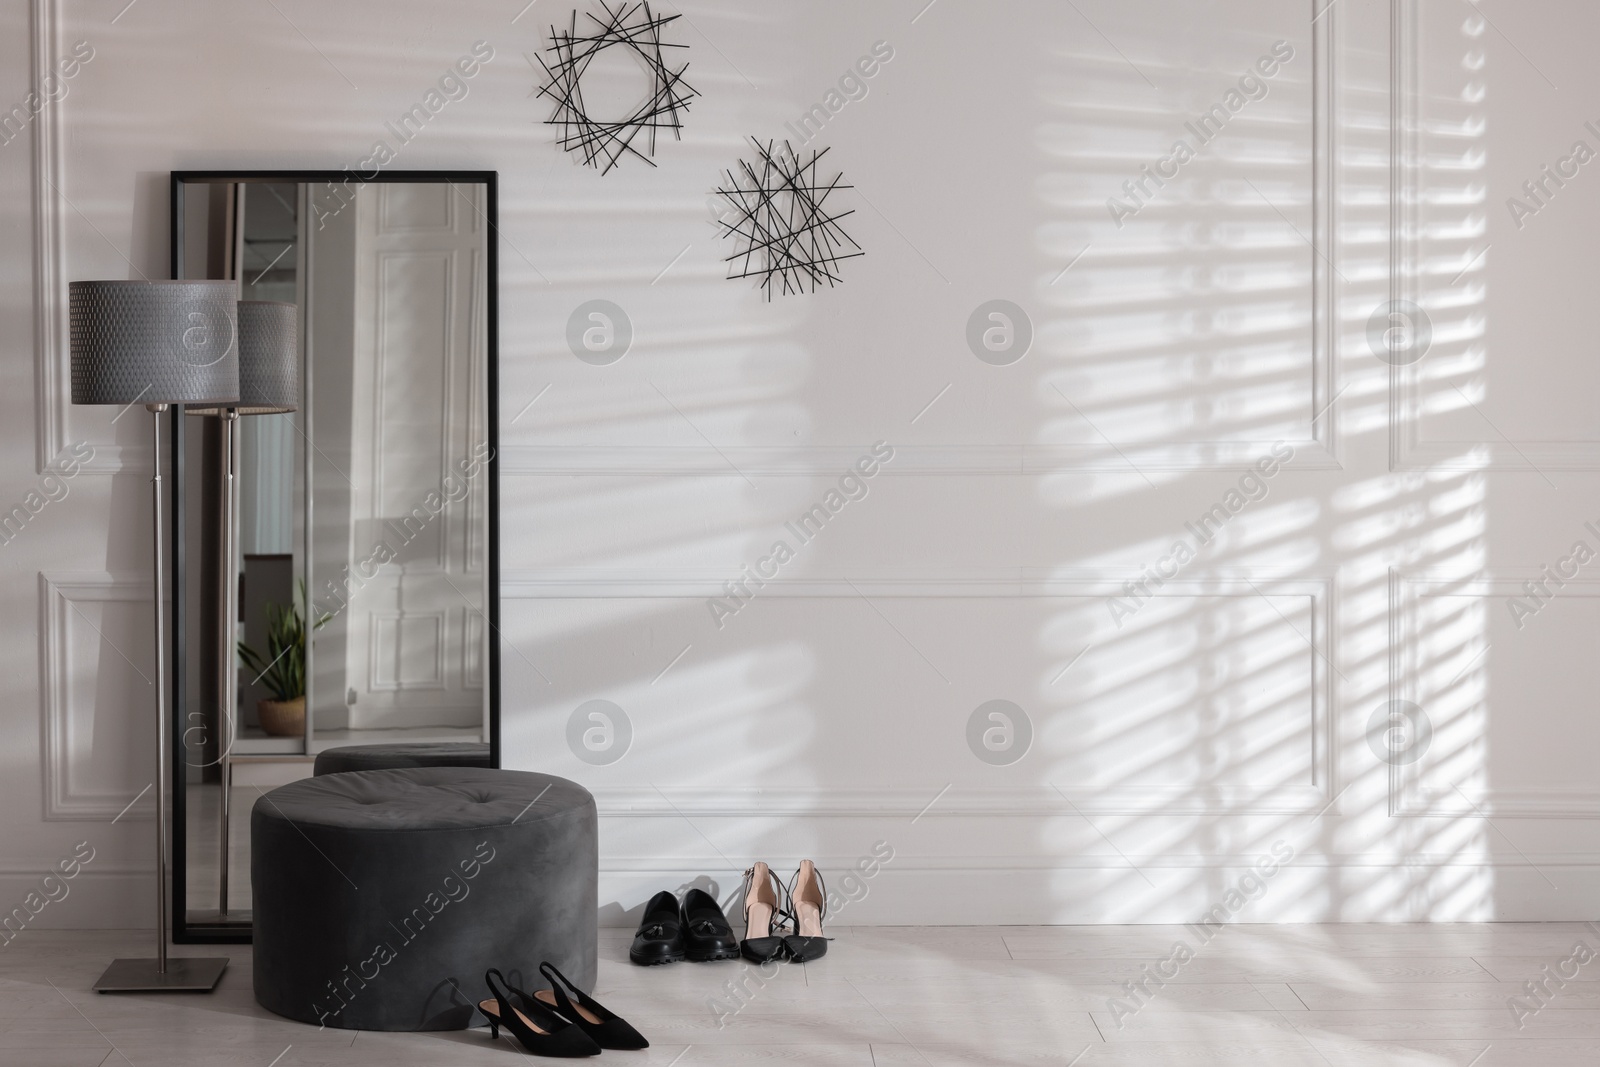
left=629, top=887, right=740, bottom=965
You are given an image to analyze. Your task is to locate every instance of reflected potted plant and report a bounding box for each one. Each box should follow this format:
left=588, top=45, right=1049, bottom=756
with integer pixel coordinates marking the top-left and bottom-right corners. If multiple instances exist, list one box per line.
left=238, top=582, right=329, bottom=738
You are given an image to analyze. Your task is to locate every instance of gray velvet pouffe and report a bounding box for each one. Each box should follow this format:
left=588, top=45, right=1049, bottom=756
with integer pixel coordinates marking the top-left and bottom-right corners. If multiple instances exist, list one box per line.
left=311, top=741, right=493, bottom=776
left=252, top=767, right=597, bottom=1031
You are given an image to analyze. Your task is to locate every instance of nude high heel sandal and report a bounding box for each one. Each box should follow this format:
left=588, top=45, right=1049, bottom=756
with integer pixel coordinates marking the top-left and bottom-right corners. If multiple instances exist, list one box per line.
left=784, top=859, right=831, bottom=962
left=740, top=862, right=789, bottom=963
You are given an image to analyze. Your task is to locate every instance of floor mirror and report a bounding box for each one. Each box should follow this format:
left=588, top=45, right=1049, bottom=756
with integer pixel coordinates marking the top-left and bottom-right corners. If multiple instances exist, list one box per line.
left=168, top=171, right=501, bottom=942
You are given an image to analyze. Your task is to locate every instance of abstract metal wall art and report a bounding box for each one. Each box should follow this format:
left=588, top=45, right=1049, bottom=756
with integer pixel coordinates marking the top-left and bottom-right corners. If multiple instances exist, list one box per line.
left=535, top=2, right=697, bottom=174
left=713, top=138, right=864, bottom=299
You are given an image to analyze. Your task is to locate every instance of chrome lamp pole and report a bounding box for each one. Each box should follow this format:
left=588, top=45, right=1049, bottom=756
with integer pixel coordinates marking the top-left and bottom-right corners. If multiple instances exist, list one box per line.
left=70, top=280, right=236, bottom=993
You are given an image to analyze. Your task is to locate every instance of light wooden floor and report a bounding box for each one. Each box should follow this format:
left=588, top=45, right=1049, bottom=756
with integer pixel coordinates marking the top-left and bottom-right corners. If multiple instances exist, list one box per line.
left=4, top=923, right=1600, bottom=1065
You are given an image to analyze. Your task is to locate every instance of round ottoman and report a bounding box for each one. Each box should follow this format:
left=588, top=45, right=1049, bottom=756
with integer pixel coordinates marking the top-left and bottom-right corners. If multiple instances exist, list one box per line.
left=252, top=767, right=596, bottom=1031
left=312, top=742, right=492, bottom=776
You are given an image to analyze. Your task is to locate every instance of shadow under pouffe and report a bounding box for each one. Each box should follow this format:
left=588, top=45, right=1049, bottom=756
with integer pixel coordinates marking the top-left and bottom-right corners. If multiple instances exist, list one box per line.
left=311, top=742, right=493, bottom=777
left=251, top=767, right=596, bottom=1031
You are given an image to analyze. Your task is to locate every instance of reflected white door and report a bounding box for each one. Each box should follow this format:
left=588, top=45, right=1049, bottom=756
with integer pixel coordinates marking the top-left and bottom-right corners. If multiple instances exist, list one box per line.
left=344, top=183, right=486, bottom=731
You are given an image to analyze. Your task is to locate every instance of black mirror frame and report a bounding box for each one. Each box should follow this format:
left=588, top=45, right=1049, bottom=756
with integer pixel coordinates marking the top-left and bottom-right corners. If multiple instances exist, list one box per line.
left=168, top=170, right=502, bottom=943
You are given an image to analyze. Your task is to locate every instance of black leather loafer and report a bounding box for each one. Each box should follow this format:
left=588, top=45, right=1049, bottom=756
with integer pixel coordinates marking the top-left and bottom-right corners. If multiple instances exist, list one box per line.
left=629, top=890, right=686, bottom=966
left=680, top=888, right=739, bottom=962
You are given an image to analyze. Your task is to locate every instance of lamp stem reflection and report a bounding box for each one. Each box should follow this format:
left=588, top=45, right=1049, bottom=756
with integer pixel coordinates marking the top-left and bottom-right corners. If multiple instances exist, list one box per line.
left=149, top=404, right=170, bottom=972
left=218, top=408, right=238, bottom=920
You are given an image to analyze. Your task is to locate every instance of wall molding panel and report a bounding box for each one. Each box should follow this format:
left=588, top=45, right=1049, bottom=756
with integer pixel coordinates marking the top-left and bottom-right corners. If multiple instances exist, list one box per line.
left=1388, top=0, right=1600, bottom=472
left=29, top=0, right=1335, bottom=483
left=504, top=576, right=1336, bottom=819
left=31, top=0, right=66, bottom=476
left=1390, top=572, right=1600, bottom=819
left=30, top=0, right=135, bottom=475
left=500, top=12, right=1340, bottom=477
left=39, top=571, right=153, bottom=822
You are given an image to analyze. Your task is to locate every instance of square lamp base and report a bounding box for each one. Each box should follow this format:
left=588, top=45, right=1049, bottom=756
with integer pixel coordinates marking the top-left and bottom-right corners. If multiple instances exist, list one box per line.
left=93, top=956, right=229, bottom=993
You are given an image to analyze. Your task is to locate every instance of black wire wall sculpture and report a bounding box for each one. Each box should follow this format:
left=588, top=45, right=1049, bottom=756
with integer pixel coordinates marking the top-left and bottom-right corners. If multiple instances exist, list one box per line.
left=714, top=138, right=864, bottom=300
left=535, top=2, right=697, bottom=174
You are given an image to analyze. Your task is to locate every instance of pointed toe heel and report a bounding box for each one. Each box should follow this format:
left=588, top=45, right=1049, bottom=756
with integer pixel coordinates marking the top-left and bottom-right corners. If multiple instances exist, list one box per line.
left=739, top=862, right=791, bottom=964
left=532, top=960, right=649, bottom=1051
left=782, top=860, right=832, bottom=962
left=478, top=968, right=600, bottom=1058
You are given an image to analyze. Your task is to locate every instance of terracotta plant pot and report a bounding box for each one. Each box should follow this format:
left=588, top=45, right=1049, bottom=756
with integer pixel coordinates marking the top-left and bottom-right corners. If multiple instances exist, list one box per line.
left=258, top=696, right=306, bottom=738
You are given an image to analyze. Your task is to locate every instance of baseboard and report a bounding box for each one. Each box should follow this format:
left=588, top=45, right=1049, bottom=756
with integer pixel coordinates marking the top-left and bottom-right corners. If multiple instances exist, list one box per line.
left=0, top=868, right=151, bottom=938
left=597, top=862, right=1600, bottom=926
left=9, top=864, right=1600, bottom=932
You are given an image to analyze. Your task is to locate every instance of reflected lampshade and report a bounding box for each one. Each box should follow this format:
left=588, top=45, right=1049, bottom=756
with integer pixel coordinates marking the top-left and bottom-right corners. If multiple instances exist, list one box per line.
left=235, top=300, right=298, bottom=415
left=69, top=280, right=241, bottom=406
left=187, top=300, right=299, bottom=416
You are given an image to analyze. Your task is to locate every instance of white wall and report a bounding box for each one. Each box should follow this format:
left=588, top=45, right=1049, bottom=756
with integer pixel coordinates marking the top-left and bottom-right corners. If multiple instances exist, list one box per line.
left=4, top=0, right=1599, bottom=930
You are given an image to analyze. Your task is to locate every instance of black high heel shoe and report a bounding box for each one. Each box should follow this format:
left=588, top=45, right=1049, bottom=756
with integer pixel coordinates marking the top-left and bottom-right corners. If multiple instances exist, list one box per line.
left=740, top=862, right=789, bottom=963
left=477, top=968, right=600, bottom=1058
left=783, top=859, right=832, bottom=962
left=530, top=961, right=649, bottom=1050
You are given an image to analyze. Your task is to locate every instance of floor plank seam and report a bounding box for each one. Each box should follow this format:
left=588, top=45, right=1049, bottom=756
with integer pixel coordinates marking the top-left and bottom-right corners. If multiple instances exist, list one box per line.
left=1288, top=982, right=1312, bottom=1011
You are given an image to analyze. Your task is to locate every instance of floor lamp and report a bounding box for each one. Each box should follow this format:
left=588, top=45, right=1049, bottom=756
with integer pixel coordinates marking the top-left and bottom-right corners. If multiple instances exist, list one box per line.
left=71, top=280, right=238, bottom=993
left=185, top=300, right=300, bottom=922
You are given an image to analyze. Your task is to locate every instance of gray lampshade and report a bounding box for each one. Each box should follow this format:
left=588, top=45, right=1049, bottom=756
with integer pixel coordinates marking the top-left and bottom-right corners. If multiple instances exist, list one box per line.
left=69, top=280, right=240, bottom=406
left=187, top=301, right=298, bottom=416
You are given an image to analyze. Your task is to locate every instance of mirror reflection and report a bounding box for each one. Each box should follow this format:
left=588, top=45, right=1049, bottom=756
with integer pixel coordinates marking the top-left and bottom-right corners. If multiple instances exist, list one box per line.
left=174, top=177, right=493, bottom=930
